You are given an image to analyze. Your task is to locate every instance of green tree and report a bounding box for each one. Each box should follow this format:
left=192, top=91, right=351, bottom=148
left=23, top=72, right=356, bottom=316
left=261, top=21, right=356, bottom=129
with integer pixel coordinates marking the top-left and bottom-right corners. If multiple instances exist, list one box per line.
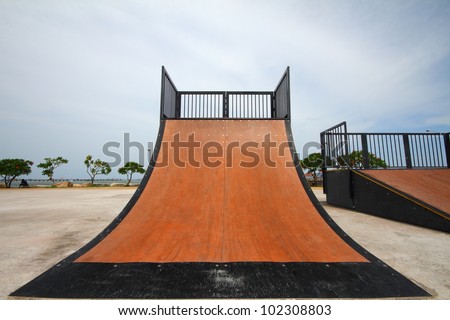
left=118, top=161, right=145, bottom=186
left=300, top=152, right=324, bottom=185
left=37, top=157, right=69, bottom=185
left=337, top=150, right=387, bottom=169
left=0, top=159, right=33, bottom=188
left=84, top=155, right=111, bottom=185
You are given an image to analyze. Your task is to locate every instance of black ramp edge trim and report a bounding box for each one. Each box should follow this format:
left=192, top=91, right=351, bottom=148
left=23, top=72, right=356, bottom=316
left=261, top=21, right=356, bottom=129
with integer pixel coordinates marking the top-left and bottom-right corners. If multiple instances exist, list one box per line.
left=283, top=120, right=378, bottom=262
left=11, top=262, right=429, bottom=299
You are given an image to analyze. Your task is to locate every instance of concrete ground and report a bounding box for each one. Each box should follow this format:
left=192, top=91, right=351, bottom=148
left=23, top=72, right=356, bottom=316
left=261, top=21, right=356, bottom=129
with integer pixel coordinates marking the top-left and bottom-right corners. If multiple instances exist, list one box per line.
left=0, top=187, right=449, bottom=299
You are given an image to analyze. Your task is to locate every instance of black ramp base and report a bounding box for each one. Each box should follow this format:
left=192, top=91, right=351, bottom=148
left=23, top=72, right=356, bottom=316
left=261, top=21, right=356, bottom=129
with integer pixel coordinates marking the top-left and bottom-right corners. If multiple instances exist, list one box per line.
left=11, top=261, right=428, bottom=299
left=325, top=169, right=450, bottom=233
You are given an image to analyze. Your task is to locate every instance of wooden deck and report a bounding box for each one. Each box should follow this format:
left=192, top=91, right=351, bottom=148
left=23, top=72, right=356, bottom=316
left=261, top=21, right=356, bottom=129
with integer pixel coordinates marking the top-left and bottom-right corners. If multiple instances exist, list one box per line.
left=77, top=120, right=366, bottom=263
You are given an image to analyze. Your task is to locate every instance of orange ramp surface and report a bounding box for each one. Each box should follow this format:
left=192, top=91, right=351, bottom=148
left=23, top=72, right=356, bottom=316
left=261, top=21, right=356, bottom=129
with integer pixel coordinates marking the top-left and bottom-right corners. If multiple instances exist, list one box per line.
left=77, top=120, right=366, bottom=263
left=11, top=119, right=429, bottom=298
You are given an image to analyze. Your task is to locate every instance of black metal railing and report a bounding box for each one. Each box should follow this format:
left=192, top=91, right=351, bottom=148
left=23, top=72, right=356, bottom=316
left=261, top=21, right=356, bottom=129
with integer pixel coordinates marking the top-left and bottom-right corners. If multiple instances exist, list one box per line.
left=320, top=121, right=450, bottom=170
left=160, top=66, right=290, bottom=119
left=160, top=66, right=178, bottom=119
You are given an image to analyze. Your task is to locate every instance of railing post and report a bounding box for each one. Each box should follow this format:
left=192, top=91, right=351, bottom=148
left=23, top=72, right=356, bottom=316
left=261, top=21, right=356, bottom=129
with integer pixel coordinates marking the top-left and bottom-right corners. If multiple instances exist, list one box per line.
left=444, top=133, right=450, bottom=168
left=223, top=92, right=229, bottom=118
left=271, top=95, right=276, bottom=118
left=175, top=92, right=181, bottom=118
left=160, top=66, right=166, bottom=119
left=403, top=134, right=413, bottom=168
left=361, top=134, right=370, bottom=169
left=320, top=132, right=328, bottom=193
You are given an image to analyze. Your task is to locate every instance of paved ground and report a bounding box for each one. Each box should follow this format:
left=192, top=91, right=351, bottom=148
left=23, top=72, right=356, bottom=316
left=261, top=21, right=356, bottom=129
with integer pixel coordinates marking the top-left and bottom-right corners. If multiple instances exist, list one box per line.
left=0, top=187, right=449, bottom=299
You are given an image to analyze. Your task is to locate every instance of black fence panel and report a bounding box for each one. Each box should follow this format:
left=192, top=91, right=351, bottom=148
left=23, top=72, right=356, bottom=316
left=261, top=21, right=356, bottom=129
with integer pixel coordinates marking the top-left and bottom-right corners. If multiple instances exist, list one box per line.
left=160, top=66, right=178, bottom=119
left=273, top=67, right=290, bottom=119
left=321, top=122, right=450, bottom=169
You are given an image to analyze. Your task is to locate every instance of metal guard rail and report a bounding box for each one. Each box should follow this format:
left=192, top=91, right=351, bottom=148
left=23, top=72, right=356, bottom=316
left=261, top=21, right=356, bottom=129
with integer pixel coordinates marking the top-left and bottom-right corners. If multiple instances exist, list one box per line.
left=320, top=121, right=450, bottom=169
left=160, top=66, right=290, bottom=120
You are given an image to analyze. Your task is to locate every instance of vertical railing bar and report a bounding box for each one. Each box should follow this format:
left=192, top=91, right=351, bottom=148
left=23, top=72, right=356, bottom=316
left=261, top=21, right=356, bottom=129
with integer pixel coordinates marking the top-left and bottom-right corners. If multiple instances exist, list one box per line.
left=432, top=135, right=438, bottom=166
left=184, top=94, right=187, bottom=118
left=423, top=135, right=429, bottom=167
left=191, top=94, right=195, bottom=118
left=258, top=94, right=261, bottom=118
left=429, top=135, right=436, bottom=166
left=437, top=135, right=443, bottom=166
left=256, top=94, right=259, bottom=118
left=432, top=135, right=437, bottom=166
left=395, top=135, right=400, bottom=167
left=388, top=135, right=393, bottom=167
left=396, top=135, right=402, bottom=167
left=195, top=94, right=198, bottom=118
left=418, top=135, right=424, bottom=167
left=383, top=135, right=389, bottom=167
left=187, top=94, right=190, bottom=118
left=199, top=94, right=203, bottom=118
left=437, top=135, right=444, bottom=166
left=203, top=93, right=211, bottom=118
left=185, top=94, right=188, bottom=118
left=231, top=94, right=234, bottom=118
left=212, top=94, right=214, bottom=118
left=436, top=135, right=442, bottom=166
left=428, top=135, right=433, bottom=166
left=377, top=134, right=383, bottom=164
left=422, top=135, right=427, bottom=167
left=201, top=94, right=204, bottom=118
left=392, top=135, right=398, bottom=167
left=207, top=94, right=214, bottom=118
left=192, top=94, right=197, bottom=118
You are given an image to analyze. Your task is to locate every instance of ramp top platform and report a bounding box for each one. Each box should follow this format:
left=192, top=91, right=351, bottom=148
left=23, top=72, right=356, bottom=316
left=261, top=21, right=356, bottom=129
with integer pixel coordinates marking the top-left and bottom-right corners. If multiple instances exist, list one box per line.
left=160, top=66, right=291, bottom=120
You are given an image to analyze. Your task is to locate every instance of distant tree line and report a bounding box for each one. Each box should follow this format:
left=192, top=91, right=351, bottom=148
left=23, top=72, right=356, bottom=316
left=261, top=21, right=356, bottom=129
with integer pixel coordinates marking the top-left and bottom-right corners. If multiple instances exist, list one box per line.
left=0, top=156, right=145, bottom=188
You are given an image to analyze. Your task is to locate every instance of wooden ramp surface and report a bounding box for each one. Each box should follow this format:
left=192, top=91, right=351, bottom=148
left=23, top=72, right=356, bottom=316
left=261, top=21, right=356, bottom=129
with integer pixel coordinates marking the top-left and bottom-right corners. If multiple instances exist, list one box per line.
left=362, top=169, right=450, bottom=215
left=77, top=120, right=366, bottom=263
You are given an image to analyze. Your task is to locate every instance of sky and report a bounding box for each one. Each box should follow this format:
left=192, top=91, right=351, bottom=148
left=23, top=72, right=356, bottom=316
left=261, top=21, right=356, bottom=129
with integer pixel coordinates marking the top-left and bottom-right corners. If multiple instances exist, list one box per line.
left=1, top=0, right=450, bottom=179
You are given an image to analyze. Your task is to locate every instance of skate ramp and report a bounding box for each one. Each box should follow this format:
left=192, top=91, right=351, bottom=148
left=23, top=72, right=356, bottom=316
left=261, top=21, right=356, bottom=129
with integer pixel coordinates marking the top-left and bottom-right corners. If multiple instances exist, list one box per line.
left=10, top=120, right=429, bottom=298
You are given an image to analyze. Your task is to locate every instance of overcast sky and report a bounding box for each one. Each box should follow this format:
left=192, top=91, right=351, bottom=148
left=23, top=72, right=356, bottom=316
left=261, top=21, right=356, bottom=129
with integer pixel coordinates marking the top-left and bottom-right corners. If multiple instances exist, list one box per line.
left=1, top=0, right=450, bottom=179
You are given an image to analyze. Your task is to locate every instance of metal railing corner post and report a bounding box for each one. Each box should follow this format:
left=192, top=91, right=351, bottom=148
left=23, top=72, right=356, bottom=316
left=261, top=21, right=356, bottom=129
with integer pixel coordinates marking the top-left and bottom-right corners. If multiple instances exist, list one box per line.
left=444, top=133, right=450, bottom=168
left=175, top=92, right=181, bottom=119
left=403, top=134, right=413, bottom=168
